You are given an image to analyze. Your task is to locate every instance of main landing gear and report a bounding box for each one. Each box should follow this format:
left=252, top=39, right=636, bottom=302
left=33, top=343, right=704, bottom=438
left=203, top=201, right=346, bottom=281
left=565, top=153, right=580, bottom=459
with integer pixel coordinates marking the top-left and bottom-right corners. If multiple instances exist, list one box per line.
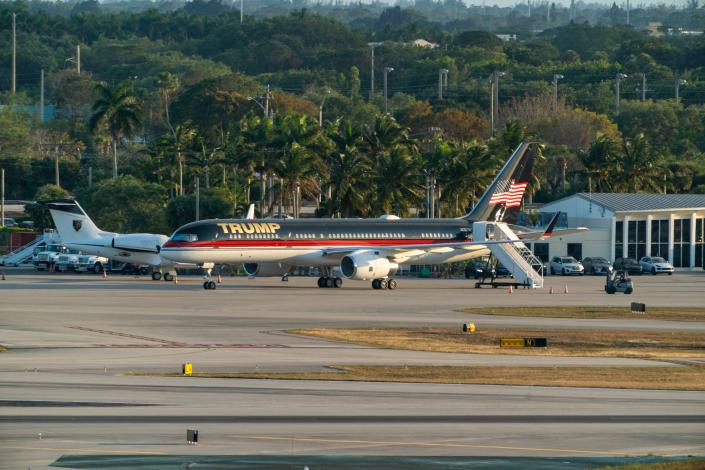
left=317, top=276, right=343, bottom=288
left=372, top=278, right=397, bottom=290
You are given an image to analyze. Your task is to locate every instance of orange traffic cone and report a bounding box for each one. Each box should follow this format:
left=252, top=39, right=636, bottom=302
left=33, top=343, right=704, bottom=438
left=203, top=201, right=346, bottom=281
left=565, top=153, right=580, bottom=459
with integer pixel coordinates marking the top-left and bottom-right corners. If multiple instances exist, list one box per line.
left=508, top=285, right=513, bottom=294
left=174, top=274, right=178, bottom=284
left=102, top=269, right=107, bottom=279
left=1, top=271, right=5, bottom=280
left=549, top=286, right=554, bottom=294
left=564, top=284, right=569, bottom=294
left=49, top=263, right=54, bottom=273
left=217, top=273, right=222, bottom=284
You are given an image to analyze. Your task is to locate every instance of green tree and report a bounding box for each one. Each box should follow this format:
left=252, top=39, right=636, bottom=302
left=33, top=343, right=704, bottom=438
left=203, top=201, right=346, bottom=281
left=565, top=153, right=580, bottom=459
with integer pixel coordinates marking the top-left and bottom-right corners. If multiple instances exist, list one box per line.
left=611, top=135, right=665, bottom=193
left=88, top=82, right=143, bottom=179
left=25, top=185, right=70, bottom=231
left=165, top=189, right=235, bottom=231
left=373, top=146, right=422, bottom=216
left=325, top=119, right=370, bottom=217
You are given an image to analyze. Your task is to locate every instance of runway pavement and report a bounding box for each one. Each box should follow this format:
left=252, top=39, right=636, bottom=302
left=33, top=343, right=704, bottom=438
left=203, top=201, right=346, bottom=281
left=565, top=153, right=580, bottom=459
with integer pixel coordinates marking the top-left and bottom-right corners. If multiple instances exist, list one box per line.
left=0, top=272, right=704, bottom=468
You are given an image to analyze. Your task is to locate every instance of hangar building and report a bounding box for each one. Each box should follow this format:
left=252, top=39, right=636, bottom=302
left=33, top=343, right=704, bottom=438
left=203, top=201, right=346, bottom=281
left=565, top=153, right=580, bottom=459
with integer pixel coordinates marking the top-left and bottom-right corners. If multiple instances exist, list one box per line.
left=532, top=193, right=705, bottom=270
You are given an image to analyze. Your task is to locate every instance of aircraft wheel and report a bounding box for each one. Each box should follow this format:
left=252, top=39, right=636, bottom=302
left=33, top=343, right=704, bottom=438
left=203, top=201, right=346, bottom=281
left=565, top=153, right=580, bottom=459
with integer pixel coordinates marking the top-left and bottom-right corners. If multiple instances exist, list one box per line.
left=378, top=279, right=388, bottom=290
left=164, top=273, right=174, bottom=282
left=208, top=281, right=216, bottom=290
left=94, top=263, right=103, bottom=274
left=387, top=279, right=397, bottom=290
left=317, top=277, right=326, bottom=288
left=325, top=277, right=334, bottom=288
left=372, top=279, right=380, bottom=290
left=333, top=277, right=343, bottom=288
left=151, top=271, right=162, bottom=281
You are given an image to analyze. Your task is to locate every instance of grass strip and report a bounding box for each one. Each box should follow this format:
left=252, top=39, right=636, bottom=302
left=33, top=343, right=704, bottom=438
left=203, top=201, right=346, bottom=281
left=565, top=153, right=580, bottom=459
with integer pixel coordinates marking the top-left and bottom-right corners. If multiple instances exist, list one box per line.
left=289, top=327, right=705, bottom=359
left=595, top=460, right=705, bottom=470
left=459, top=306, right=705, bottom=322
left=130, top=365, right=705, bottom=391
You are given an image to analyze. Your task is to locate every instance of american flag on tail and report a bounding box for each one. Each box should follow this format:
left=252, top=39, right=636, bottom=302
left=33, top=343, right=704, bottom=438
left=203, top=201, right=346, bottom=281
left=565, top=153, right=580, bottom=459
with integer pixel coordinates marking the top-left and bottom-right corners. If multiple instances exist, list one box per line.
left=488, top=180, right=529, bottom=208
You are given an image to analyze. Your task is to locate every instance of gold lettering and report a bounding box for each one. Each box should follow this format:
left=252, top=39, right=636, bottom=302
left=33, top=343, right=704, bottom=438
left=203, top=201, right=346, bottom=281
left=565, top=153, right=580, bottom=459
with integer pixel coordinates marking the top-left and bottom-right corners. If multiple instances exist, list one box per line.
left=242, top=223, right=255, bottom=234
left=254, top=223, right=270, bottom=234
left=217, top=223, right=230, bottom=234
left=268, top=223, right=281, bottom=233
left=229, top=223, right=243, bottom=234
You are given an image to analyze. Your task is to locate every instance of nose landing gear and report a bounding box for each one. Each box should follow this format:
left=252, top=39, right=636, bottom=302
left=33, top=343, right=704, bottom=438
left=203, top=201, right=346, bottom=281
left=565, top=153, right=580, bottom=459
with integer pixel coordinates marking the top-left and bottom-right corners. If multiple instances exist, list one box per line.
left=202, top=263, right=217, bottom=290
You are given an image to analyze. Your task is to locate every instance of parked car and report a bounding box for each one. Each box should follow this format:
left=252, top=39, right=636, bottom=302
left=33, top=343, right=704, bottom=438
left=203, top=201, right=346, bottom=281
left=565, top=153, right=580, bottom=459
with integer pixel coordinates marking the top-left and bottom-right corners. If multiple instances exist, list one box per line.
left=549, top=256, right=584, bottom=275
left=54, top=253, right=80, bottom=272
left=76, top=255, right=110, bottom=273
left=582, top=257, right=613, bottom=275
left=34, top=244, right=68, bottom=270
left=2, top=217, right=17, bottom=227
left=19, top=220, right=34, bottom=229
left=465, top=258, right=494, bottom=279
left=613, top=257, right=643, bottom=275
left=639, top=256, right=674, bottom=275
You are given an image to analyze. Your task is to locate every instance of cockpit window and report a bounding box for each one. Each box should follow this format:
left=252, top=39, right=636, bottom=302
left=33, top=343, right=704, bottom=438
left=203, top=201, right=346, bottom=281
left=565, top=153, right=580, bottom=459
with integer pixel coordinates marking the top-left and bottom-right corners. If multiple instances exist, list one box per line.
left=172, top=233, right=198, bottom=242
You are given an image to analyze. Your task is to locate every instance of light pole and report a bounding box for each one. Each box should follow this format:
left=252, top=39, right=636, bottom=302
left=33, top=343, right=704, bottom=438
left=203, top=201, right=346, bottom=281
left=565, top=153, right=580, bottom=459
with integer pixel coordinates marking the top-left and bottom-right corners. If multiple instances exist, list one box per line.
left=490, top=71, right=504, bottom=137
left=675, top=79, right=687, bottom=104
left=438, top=68, right=449, bottom=100
left=552, top=74, right=563, bottom=112
left=615, top=73, right=628, bottom=113
left=641, top=73, right=647, bottom=102
left=383, top=66, right=394, bottom=114
left=240, top=0, right=243, bottom=24
left=368, top=42, right=383, bottom=100
left=318, top=89, right=331, bottom=127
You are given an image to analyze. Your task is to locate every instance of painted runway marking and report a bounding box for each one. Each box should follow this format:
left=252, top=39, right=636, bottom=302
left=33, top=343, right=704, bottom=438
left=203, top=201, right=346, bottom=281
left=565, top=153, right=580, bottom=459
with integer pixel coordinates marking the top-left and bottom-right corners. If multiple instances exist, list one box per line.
left=0, top=444, right=165, bottom=455
left=230, top=434, right=656, bottom=456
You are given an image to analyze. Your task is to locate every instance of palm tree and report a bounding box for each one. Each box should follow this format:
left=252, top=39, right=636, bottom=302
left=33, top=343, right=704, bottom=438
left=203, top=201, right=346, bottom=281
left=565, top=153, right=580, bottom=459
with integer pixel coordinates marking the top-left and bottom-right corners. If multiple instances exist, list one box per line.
left=373, top=146, right=423, bottom=216
left=612, top=135, right=665, bottom=193
left=272, top=143, right=321, bottom=217
left=325, top=119, right=370, bottom=217
left=577, top=135, right=619, bottom=192
left=442, top=143, right=498, bottom=216
left=88, top=81, right=143, bottom=179
left=362, top=114, right=411, bottom=160
left=161, top=123, right=197, bottom=196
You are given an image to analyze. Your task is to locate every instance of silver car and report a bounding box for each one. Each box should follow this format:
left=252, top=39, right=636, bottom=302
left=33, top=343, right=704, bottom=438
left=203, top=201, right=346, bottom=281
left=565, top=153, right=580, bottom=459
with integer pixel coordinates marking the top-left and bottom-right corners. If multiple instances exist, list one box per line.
left=550, top=256, right=584, bottom=276
left=582, top=257, right=613, bottom=275
left=639, top=256, right=674, bottom=275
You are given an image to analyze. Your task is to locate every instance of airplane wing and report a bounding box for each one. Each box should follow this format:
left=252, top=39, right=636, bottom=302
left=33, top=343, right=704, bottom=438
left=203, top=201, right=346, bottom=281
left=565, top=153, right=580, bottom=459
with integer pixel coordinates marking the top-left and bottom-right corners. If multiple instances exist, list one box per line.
left=514, top=212, right=589, bottom=240
left=321, top=238, right=524, bottom=260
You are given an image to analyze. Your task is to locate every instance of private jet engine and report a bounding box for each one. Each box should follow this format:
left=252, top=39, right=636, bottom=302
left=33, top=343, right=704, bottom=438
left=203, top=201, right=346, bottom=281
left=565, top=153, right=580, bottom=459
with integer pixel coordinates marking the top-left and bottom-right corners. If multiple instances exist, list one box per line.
left=340, top=251, right=398, bottom=281
left=243, top=262, right=291, bottom=277
left=112, top=234, right=168, bottom=253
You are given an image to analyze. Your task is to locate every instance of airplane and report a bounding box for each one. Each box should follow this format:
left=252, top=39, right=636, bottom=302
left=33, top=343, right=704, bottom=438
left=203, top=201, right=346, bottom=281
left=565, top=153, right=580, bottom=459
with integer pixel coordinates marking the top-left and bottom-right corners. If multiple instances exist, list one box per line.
left=43, top=200, right=256, bottom=281
left=160, top=142, right=586, bottom=290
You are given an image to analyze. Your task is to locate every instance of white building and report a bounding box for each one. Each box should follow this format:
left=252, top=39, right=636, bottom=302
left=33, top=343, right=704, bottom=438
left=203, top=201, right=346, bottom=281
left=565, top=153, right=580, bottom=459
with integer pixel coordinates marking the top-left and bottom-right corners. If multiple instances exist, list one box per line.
left=533, top=193, right=705, bottom=270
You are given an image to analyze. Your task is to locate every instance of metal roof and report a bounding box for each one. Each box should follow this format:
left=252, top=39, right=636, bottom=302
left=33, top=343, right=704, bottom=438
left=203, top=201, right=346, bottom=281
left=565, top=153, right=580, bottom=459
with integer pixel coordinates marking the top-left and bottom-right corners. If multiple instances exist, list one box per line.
left=571, top=193, right=705, bottom=213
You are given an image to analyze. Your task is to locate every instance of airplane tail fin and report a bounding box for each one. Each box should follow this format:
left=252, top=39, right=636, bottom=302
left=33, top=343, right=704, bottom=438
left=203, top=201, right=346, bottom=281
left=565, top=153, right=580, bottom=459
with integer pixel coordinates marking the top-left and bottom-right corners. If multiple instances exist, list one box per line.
left=42, top=199, right=107, bottom=243
left=245, top=203, right=256, bottom=220
left=463, top=142, right=540, bottom=224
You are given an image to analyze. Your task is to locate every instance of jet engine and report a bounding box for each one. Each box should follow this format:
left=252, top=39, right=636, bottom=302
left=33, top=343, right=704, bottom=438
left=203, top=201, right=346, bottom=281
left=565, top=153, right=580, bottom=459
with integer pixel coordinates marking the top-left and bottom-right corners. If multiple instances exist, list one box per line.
left=340, top=252, right=398, bottom=281
left=243, top=262, right=291, bottom=277
left=112, top=234, right=168, bottom=253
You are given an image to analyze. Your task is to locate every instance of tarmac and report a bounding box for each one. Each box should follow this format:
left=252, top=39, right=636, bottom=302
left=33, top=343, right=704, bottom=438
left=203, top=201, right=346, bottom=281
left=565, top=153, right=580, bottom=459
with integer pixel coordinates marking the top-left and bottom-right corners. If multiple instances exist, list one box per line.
left=0, top=271, right=704, bottom=469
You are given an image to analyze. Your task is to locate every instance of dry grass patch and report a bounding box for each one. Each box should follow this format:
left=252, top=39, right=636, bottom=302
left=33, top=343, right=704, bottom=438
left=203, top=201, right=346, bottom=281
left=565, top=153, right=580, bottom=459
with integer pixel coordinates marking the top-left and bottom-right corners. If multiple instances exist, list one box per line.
left=595, top=460, right=705, bottom=470
left=459, top=306, right=705, bottom=322
left=290, top=327, right=705, bottom=359
left=136, top=365, right=705, bottom=391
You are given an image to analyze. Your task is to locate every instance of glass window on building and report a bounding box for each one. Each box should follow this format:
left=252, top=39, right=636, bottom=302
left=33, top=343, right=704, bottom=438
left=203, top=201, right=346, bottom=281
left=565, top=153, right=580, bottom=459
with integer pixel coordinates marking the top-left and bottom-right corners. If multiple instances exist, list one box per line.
left=673, top=219, right=691, bottom=268
left=615, top=221, right=623, bottom=260
left=532, top=243, right=549, bottom=262
left=567, top=243, right=583, bottom=261
left=696, top=218, right=704, bottom=268
left=625, top=220, right=646, bottom=260
left=651, top=220, right=669, bottom=260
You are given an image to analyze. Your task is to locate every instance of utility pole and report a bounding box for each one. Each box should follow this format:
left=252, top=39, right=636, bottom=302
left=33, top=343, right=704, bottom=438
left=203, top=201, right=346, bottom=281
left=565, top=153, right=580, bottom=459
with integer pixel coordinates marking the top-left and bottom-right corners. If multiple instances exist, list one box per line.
left=626, top=0, right=630, bottom=25
left=88, top=165, right=93, bottom=187
left=40, top=69, right=44, bottom=123
left=55, top=146, right=60, bottom=188
left=615, top=73, right=627, bottom=113
left=675, top=78, right=687, bottom=104
left=438, top=69, right=448, bottom=100
left=264, top=84, right=270, bottom=120
left=490, top=71, right=504, bottom=136
left=240, top=0, right=243, bottom=24
left=383, top=66, right=394, bottom=114
left=12, top=13, right=17, bottom=94
left=195, top=176, right=200, bottom=221
left=552, top=74, right=564, bottom=113
left=641, top=73, right=646, bottom=102
left=1, top=168, right=4, bottom=228
left=368, top=42, right=382, bottom=100
left=76, top=45, right=81, bottom=74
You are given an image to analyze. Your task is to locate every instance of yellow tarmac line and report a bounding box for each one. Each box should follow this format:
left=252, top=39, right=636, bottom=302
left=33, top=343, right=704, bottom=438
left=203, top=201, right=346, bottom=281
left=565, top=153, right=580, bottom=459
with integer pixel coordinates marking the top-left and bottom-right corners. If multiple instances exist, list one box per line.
left=0, top=444, right=166, bottom=455
left=231, top=434, right=652, bottom=456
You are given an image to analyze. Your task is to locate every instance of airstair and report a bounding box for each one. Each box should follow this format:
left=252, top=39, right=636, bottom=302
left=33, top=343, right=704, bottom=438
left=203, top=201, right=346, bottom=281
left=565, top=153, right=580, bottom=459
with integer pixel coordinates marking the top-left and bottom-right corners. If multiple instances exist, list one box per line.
left=0, top=229, right=60, bottom=267
left=473, top=221, right=544, bottom=289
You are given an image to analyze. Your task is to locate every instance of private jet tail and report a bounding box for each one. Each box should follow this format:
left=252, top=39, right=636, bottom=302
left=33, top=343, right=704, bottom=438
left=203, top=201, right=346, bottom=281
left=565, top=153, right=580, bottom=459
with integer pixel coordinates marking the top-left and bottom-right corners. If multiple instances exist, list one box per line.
left=463, top=142, right=540, bottom=224
left=245, top=203, right=255, bottom=220
left=43, top=200, right=113, bottom=244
